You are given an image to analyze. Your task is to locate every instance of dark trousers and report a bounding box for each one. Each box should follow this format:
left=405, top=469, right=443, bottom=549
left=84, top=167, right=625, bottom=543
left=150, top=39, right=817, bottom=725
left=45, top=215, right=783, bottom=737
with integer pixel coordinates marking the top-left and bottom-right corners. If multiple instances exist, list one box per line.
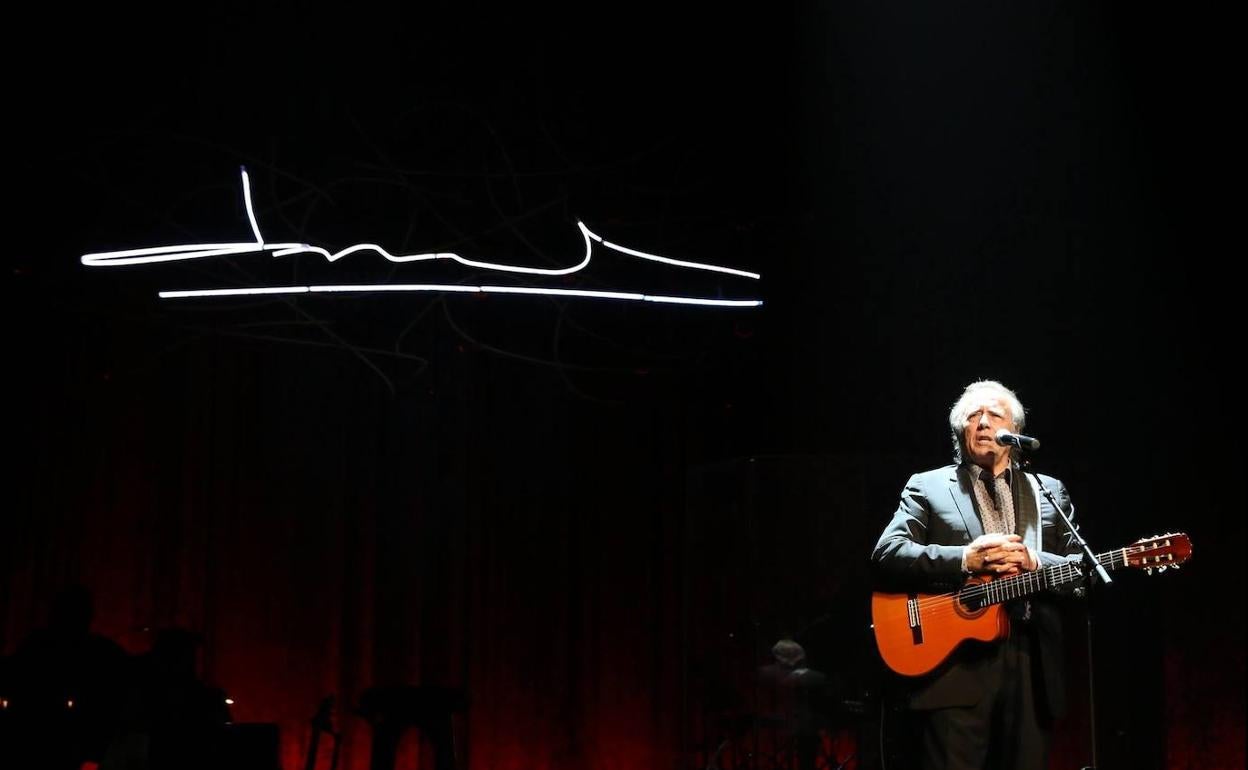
left=918, top=633, right=1052, bottom=770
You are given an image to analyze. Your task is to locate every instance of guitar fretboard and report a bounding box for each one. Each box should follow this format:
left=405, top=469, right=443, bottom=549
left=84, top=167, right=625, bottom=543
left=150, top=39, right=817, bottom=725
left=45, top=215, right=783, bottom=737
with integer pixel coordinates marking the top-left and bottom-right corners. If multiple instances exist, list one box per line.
left=966, top=547, right=1128, bottom=607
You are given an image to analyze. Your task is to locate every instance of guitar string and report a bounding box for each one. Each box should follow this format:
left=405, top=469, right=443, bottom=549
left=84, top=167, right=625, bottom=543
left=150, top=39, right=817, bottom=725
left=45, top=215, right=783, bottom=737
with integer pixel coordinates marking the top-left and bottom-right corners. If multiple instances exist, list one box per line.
left=902, top=553, right=1119, bottom=621
left=910, top=537, right=1187, bottom=612
left=902, top=543, right=1187, bottom=624
left=909, top=550, right=1125, bottom=617
left=897, top=540, right=1186, bottom=620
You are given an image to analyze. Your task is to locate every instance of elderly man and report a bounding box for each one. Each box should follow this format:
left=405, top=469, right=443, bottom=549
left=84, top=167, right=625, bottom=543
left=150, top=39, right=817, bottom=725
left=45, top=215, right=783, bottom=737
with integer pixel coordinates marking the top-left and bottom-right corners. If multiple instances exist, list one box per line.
left=872, top=380, right=1081, bottom=770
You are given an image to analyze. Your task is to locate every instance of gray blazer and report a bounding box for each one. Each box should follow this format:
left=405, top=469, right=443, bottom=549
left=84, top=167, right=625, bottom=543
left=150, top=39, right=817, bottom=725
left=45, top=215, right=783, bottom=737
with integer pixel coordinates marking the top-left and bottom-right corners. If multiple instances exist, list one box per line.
left=872, top=464, right=1082, bottom=714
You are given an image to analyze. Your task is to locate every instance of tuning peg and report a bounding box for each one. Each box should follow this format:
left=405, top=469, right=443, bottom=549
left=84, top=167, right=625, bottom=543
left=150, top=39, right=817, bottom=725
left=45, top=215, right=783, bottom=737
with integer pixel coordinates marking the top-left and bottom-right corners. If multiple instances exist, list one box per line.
left=1145, top=567, right=1153, bottom=575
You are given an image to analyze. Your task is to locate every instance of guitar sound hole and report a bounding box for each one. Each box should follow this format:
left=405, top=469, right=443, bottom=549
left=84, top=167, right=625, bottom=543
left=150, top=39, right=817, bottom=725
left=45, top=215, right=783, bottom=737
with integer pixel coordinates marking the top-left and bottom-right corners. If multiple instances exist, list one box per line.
left=955, top=587, right=988, bottom=618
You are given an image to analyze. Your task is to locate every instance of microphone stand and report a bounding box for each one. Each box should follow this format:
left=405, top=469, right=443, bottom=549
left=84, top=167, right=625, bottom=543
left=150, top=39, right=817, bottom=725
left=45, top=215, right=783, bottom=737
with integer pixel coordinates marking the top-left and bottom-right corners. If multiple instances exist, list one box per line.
left=1021, top=459, right=1107, bottom=770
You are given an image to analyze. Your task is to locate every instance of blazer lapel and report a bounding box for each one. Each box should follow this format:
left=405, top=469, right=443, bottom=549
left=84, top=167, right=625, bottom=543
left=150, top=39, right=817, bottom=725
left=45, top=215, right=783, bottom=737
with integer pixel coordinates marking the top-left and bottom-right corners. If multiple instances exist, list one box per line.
left=947, top=466, right=983, bottom=542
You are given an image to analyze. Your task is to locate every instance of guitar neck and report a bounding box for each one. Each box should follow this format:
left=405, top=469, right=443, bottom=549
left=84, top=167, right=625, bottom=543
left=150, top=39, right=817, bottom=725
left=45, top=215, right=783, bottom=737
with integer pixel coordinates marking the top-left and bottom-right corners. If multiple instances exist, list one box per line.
left=973, top=533, right=1192, bottom=607
left=975, top=548, right=1118, bottom=606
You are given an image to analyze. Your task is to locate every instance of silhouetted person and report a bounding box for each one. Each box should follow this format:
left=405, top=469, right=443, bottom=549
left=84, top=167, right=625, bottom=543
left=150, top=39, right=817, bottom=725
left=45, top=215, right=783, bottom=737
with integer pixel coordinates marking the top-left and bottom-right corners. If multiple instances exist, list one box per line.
left=109, top=628, right=231, bottom=770
left=756, top=639, right=827, bottom=770
left=3, top=584, right=128, bottom=769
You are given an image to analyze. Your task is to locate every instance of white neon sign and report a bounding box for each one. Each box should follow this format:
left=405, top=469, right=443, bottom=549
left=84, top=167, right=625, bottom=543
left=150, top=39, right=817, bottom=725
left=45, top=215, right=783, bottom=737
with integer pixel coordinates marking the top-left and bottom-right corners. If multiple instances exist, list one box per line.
left=81, top=168, right=763, bottom=307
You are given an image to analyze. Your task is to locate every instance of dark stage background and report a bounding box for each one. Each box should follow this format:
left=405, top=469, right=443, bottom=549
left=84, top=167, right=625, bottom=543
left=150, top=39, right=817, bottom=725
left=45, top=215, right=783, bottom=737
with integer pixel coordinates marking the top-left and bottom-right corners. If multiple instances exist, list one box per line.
left=4, top=3, right=1241, bottom=769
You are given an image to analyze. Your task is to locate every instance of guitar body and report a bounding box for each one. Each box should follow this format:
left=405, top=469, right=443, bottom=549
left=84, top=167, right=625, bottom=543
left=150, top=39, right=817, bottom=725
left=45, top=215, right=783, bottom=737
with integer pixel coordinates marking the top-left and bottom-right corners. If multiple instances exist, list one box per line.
left=872, top=579, right=1009, bottom=677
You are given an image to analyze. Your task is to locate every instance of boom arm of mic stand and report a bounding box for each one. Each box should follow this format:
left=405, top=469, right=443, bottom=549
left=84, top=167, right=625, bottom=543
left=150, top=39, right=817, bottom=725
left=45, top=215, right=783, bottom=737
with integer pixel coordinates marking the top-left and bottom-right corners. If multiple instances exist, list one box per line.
left=1027, top=469, right=1111, bottom=586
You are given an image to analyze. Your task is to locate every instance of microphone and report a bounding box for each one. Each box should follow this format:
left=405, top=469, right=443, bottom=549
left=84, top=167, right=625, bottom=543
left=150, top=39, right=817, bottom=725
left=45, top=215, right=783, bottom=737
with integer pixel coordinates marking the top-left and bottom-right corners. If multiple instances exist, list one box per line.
left=995, top=429, right=1041, bottom=450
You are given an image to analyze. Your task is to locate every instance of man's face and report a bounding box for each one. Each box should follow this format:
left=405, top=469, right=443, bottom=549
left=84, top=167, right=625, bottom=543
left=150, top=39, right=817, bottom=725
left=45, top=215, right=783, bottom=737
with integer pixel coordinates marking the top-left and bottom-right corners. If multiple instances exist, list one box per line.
left=962, top=395, right=1014, bottom=470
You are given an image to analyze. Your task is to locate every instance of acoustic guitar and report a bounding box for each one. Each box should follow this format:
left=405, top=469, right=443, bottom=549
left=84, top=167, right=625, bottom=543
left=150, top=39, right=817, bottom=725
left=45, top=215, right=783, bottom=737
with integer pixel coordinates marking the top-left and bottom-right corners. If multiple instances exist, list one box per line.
left=872, top=532, right=1192, bottom=676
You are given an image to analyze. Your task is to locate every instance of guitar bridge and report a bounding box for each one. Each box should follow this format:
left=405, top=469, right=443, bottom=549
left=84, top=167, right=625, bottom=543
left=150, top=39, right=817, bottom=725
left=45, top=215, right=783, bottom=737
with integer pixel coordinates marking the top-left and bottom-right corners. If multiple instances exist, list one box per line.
left=907, top=594, right=923, bottom=645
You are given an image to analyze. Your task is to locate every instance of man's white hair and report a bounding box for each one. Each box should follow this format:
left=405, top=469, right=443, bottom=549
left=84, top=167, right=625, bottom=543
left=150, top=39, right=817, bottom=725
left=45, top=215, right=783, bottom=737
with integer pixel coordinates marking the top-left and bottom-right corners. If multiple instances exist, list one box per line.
left=948, top=380, right=1026, bottom=463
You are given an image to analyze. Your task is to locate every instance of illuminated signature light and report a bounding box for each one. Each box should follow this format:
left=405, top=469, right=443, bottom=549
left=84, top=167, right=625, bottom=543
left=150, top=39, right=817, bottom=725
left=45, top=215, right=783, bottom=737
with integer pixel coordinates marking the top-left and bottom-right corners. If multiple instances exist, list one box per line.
left=160, top=284, right=763, bottom=307
left=81, top=168, right=762, bottom=306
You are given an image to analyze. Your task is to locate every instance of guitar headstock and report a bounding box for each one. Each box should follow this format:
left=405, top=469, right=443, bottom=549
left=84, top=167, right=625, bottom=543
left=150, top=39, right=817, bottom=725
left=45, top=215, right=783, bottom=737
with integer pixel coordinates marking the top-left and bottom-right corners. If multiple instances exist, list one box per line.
left=1124, top=532, right=1192, bottom=574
